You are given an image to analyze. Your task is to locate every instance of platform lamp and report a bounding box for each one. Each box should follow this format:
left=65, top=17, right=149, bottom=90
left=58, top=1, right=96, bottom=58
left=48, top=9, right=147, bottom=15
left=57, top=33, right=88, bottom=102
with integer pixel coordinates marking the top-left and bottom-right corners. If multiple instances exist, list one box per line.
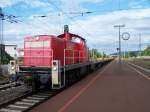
left=114, top=24, right=125, bottom=64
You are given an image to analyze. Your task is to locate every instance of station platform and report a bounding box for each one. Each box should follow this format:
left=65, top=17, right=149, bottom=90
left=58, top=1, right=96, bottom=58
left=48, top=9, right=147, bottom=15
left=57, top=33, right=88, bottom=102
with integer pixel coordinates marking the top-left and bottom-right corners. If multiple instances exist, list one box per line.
left=30, top=60, right=150, bottom=112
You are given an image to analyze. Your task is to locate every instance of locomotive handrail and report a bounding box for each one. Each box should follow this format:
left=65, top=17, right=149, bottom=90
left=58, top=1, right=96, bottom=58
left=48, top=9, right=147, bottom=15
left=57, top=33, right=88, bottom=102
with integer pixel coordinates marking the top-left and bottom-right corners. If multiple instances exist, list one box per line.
left=64, top=49, right=87, bottom=65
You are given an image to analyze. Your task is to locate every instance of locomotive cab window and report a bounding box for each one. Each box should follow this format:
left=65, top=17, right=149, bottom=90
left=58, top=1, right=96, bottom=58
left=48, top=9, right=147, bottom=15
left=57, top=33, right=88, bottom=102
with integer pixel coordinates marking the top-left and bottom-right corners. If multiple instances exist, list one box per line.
left=71, top=37, right=81, bottom=43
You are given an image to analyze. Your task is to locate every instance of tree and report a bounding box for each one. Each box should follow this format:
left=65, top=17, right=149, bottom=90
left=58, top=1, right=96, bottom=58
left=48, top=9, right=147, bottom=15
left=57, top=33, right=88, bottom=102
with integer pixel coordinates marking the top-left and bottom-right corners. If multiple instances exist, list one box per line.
left=89, top=49, right=103, bottom=59
left=142, top=46, right=150, bottom=56
left=129, top=51, right=137, bottom=57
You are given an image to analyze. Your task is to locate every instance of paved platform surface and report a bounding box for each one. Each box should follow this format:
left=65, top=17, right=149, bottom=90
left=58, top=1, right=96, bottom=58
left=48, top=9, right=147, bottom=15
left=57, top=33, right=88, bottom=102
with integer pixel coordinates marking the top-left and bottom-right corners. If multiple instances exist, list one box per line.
left=31, top=60, right=150, bottom=112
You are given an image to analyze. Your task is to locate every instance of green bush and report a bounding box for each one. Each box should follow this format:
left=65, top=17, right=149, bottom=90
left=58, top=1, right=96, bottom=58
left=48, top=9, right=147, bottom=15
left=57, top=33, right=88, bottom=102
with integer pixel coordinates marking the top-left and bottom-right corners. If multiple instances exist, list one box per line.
left=0, top=51, right=13, bottom=64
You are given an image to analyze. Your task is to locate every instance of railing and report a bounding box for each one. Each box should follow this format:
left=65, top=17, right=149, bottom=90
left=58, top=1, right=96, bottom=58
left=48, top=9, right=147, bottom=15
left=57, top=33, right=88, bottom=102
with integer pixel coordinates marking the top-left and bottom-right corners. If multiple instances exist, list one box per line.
left=24, top=48, right=87, bottom=67
left=64, top=49, right=87, bottom=66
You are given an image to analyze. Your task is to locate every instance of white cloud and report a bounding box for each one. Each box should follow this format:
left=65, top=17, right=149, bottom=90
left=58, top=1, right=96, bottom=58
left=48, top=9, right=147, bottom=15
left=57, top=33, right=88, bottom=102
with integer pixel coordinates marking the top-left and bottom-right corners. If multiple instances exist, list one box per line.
left=60, top=0, right=104, bottom=12
left=128, top=0, right=147, bottom=9
left=0, top=0, right=52, bottom=8
left=4, top=8, right=150, bottom=53
left=0, top=0, right=17, bottom=7
left=2, top=0, right=150, bottom=54
left=23, top=0, right=51, bottom=8
left=68, top=8, right=150, bottom=53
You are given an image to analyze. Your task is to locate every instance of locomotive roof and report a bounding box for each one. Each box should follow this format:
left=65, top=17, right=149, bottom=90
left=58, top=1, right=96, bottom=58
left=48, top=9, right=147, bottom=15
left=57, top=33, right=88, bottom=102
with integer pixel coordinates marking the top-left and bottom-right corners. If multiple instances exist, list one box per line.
left=58, top=33, right=86, bottom=41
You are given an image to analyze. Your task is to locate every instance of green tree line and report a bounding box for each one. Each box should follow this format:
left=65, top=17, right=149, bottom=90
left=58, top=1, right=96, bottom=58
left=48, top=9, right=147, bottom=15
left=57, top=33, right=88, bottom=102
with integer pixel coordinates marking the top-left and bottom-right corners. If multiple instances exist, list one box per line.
left=128, top=46, right=150, bottom=57
left=0, top=50, right=13, bottom=64
left=89, top=49, right=107, bottom=59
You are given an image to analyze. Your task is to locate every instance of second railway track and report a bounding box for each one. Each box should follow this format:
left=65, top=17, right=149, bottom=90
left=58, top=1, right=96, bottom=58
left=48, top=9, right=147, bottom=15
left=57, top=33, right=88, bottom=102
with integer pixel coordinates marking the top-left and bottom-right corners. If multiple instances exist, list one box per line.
left=0, top=88, right=61, bottom=112
left=0, top=82, right=22, bottom=91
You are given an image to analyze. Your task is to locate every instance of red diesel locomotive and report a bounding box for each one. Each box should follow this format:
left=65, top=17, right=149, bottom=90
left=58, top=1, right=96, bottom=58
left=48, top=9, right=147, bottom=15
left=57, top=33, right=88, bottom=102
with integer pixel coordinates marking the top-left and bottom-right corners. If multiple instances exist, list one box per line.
left=24, top=30, right=89, bottom=67
left=20, top=25, right=90, bottom=89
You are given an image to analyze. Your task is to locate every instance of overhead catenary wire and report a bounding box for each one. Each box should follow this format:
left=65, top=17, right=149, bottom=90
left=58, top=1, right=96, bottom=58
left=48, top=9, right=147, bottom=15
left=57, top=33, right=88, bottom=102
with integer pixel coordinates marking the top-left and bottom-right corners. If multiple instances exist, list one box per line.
left=46, top=0, right=94, bottom=38
left=3, top=6, right=52, bottom=36
left=2, top=1, right=93, bottom=40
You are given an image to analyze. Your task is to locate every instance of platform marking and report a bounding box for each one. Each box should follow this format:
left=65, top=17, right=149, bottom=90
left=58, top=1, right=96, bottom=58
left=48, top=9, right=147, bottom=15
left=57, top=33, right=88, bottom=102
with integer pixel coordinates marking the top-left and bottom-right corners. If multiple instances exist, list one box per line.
left=58, top=61, right=113, bottom=112
left=129, top=65, right=150, bottom=81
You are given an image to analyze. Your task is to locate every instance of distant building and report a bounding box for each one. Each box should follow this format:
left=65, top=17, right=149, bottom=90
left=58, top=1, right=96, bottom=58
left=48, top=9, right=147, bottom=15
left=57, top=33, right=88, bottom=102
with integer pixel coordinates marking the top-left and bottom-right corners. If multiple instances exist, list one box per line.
left=5, top=45, right=17, bottom=58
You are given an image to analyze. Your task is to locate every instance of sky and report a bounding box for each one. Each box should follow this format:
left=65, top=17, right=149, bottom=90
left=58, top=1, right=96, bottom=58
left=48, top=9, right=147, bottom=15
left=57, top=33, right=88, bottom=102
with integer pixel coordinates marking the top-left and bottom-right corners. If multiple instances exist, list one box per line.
left=0, top=0, right=150, bottom=54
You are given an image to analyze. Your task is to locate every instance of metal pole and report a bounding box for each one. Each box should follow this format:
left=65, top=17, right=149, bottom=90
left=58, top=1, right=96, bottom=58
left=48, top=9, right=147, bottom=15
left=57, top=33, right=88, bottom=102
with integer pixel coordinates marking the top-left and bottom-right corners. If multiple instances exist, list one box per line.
left=0, top=7, right=3, bottom=74
left=119, top=26, right=121, bottom=62
left=124, top=40, right=127, bottom=58
left=102, top=51, right=104, bottom=61
left=139, top=33, right=141, bottom=57
left=0, top=7, right=2, bottom=65
left=114, top=24, right=125, bottom=63
left=64, top=49, right=66, bottom=87
left=124, top=41, right=125, bottom=58
left=125, top=40, right=127, bottom=58
left=0, top=7, right=3, bottom=65
left=92, top=49, right=94, bottom=61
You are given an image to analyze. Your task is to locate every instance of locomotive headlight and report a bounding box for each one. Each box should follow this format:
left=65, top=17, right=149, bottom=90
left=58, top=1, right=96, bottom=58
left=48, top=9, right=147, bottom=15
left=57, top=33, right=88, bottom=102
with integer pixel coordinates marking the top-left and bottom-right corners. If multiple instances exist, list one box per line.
left=11, top=66, right=15, bottom=70
left=53, top=67, right=57, bottom=71
left=36, top=36, right=39, bottom=40
left=53, top=62, right=57, bottom=71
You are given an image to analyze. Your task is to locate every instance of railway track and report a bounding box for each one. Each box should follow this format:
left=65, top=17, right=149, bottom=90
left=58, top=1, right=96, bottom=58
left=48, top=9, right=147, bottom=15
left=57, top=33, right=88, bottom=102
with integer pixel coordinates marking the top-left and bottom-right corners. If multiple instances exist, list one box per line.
left=0, top=89, right=61, bottom=112
left=0, top=79, right=64, bottom=112
left=0, top=76, right=82, bottom=112
left=0, top=82, right=22, bottom=91
left=0, top=77, right=89, bottom=111
left=0, top=80, right=32, bottom=108
left=0, top=81, right=9, bottom=85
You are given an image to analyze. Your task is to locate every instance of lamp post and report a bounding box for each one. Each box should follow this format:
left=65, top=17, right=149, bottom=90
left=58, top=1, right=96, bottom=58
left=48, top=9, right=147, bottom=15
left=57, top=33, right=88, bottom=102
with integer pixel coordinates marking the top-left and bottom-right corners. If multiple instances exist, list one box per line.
left=0, top=7, right=4, bottom=65
left=114, top=24, right=125, bottom=63
left=139, top=33, right=142, bottom=57
left=0, top=7, right=4, bottom=74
